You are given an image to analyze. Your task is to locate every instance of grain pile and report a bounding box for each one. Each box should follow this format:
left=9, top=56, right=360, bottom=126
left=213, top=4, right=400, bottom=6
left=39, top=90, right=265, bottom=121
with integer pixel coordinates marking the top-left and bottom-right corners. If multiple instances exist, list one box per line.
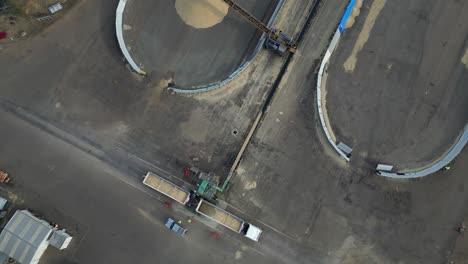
left=175, top=0, right=229, bottom=29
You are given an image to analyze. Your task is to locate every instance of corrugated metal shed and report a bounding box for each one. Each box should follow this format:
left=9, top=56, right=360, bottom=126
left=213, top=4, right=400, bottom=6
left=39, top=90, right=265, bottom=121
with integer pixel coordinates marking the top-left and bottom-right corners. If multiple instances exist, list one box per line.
left=48, top=3, right=63, bottom=14
left=0, top=210, right=54, bottom=264
left=49, top=230, right=72, bottom=250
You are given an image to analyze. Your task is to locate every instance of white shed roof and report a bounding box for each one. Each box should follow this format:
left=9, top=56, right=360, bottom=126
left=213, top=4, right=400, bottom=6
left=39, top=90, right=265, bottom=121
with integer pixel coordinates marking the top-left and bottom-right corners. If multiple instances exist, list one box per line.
left=49, top=229, right=72, bottom=250
left=0, top=197, right=7, bottom=211
left=0, top=210, right=54, bottom=264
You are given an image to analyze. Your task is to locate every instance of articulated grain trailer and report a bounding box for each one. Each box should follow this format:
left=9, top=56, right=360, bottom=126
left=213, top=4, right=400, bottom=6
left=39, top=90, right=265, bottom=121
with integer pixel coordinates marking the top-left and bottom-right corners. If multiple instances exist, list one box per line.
left=195, top=199, right=262, bottom=241
left=143, top=172, right=190, bottom=205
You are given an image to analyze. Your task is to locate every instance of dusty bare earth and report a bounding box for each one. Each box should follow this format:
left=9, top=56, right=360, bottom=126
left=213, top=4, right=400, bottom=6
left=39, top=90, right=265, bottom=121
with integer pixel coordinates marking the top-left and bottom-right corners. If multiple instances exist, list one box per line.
left=0, top=0, right=77, bottom=44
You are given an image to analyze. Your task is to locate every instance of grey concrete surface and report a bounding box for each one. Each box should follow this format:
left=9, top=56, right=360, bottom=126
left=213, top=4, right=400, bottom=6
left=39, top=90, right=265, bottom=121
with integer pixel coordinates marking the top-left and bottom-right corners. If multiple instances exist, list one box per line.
left=377, top=125, right=468, bottom=178
left=0, top=107, right=284, bottom=264
left=450, top=216, right=468, bottom=263
left=123, top=0, right=277, bottom=88
left=326, top=0, right=468, bottom=170
left=0, top=1, right=321, bottom=261
left=0, top=0, right=294, bottom=180
left=226, top=0, right=348, bottom=240
left=225, top=0, right=468, bottom=263
left=1, top=0, right=466, bottom=263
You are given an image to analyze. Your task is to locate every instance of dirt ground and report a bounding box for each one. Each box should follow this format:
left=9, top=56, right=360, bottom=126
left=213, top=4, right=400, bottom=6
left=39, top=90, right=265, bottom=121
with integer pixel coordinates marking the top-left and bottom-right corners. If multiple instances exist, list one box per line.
left=0, top=0, right=77, bottom=44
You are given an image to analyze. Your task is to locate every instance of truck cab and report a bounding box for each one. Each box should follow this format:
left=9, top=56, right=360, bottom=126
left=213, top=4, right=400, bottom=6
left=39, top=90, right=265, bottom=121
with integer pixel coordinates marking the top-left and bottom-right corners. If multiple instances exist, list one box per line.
left=241, top=223, right=262, bottom=241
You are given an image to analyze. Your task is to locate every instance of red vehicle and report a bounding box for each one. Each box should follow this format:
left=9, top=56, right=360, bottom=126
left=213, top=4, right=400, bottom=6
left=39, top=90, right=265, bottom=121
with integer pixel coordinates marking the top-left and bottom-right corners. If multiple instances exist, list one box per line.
left=0, top=171, right=11, bottom=183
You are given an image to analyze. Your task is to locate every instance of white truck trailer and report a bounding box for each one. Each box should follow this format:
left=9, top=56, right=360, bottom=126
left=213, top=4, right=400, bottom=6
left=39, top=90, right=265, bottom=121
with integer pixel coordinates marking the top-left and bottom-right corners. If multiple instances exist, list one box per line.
left=143, top=172, right=190, bottom=205
left=195, top=199, right=262, bottom=241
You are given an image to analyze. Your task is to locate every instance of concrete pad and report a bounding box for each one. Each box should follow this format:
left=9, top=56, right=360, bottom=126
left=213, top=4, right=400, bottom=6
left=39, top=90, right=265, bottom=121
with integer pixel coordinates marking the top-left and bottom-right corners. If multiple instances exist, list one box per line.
left=0, top=108, right=280, bottom=264
left=306, top=207, right=349, bottom=252
left=0, top=0, right=288, bottom=181
left=122, top=0, right=278, bottom=88
left=225, top=0, right=349, bottom=239
left=326, top=0, right=468, bottom=170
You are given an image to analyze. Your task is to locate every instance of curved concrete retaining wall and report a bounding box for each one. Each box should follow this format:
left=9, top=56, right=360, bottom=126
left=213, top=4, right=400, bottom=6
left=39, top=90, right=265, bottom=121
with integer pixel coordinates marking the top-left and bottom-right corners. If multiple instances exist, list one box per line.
left=167, top=0, right=286, bottom=94
left=317, top=29, right=350, bottom=162
left=317, top=1, right=467, bottom=174
left=116, top=0, right=146, bottom=75
left=168, top=57, right=257, bottom=94
left=316, top=0, right=357, bottom=162
left=376, top=124, right=468, bottom=178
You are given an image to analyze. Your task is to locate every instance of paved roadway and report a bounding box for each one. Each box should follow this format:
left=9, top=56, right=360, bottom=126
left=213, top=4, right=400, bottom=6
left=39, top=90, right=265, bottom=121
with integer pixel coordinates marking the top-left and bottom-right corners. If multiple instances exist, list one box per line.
left=225, top=0, right=468, bottom=263
left=326, top=0, right=468, bottom=170
left=0, top=0, right=466, bottom=263
left=0, top=106, right=286, bottom=264
left=0, top=1, right=334, bottom=262
left=123, top=0, right=277, bottom=88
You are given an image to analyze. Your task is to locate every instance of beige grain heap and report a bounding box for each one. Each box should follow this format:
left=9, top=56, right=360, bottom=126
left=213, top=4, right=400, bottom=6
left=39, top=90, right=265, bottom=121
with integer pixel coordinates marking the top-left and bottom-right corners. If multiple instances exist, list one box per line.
left=175, top=0, right=229, bottom=29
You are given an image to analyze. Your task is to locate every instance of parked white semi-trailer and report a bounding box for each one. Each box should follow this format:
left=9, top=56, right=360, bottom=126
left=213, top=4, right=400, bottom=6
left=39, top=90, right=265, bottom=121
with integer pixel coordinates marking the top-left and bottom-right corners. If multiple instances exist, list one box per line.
left=143, top=172, right=190, bottom=205
left=195, top=199, right=262, bottom=241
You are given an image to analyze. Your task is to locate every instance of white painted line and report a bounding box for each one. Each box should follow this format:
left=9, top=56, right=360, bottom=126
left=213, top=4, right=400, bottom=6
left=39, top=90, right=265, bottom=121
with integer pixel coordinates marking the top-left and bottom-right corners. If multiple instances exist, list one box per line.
left=127, top=153, right=171, bottom=175
left=71, top=226, right=90, bottom=258
left=224, top=202, right=298, bottom=241
left=218, top=228, right=266, bottom=256
left=116, top=0, right=146, bottom=75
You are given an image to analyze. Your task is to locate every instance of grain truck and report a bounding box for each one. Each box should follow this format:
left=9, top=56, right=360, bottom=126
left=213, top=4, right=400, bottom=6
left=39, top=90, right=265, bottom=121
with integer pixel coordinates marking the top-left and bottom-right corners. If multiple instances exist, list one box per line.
left=143, top=172, right=190, bottom=205
left=195, top=199, right=262, bottom=241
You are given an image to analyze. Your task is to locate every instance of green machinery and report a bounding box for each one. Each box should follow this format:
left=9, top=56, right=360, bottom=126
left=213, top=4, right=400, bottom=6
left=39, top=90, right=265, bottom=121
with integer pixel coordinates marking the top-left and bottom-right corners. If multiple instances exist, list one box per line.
left=196, top=171, right=222, bottom=200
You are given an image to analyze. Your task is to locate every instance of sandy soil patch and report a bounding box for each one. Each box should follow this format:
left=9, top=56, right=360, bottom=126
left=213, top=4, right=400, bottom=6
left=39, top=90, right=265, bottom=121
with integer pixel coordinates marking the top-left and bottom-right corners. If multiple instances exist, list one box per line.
left=343, top=0, right=386, bottom=73
left=175, top=0, right=228, bottom=29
